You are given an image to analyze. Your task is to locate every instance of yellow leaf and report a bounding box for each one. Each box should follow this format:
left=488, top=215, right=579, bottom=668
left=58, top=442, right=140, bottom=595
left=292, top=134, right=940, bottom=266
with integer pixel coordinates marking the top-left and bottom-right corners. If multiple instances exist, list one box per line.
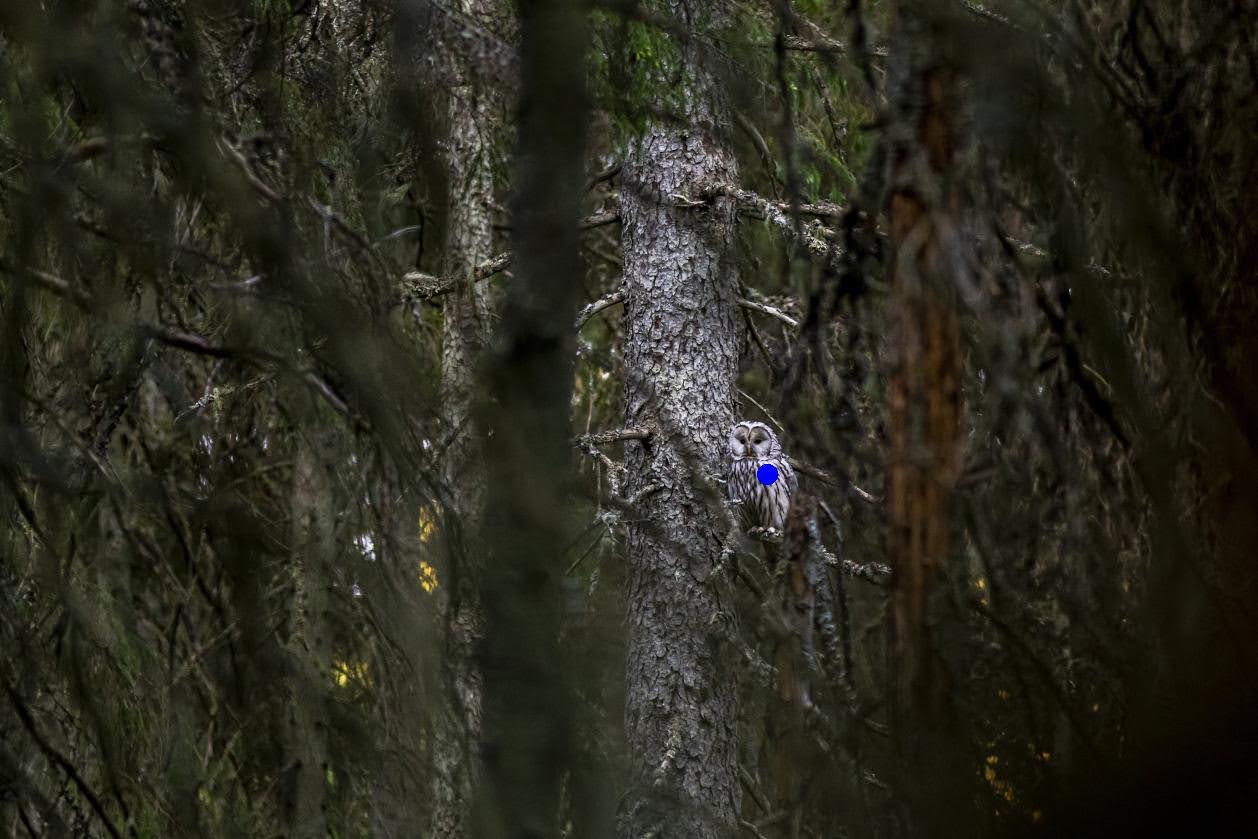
left=332, top=659, right=371, bottom=689
left=419, top=560, right=439, bottom=593
left=417, top=504, right=439, bottom=543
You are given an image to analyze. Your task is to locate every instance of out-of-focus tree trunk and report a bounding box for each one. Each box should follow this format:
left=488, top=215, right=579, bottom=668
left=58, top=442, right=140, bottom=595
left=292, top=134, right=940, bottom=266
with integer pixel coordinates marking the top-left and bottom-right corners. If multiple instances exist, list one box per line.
left=428, top=0, right=502, bottom=833
left=882, top=3, right=964, bottom=825
left=1061, top=5, right=1258, bottom=821
left=285, top=441, right=333, bottom=838
left=618, top=5, right=743, bottom=834
left=471, top=0, right=587, bottom=832
left=764, top=495, right=818, bottom=839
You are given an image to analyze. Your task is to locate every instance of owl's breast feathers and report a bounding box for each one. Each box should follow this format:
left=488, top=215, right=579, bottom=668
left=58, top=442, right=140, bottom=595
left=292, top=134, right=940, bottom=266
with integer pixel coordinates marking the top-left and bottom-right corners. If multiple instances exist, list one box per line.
left=727, top=455, right=796, bottom=532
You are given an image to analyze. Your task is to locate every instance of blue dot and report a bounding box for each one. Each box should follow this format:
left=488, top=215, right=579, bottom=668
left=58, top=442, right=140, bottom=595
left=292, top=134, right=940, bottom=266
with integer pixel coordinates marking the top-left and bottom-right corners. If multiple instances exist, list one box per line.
left=756, top=464, right=779, bottom=486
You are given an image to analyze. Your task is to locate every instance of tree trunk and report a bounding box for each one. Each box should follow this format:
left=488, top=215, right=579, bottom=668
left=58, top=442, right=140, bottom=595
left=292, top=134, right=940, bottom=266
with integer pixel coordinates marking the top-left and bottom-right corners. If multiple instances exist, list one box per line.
left=764, top=495, right=818, bottom=839
left=473, top=0, right=588, bottom=831
left=285, top=442, right=333, bottom=838
left=431, top=3, right=499, bottom=832
left=619, top=14, right=743, bottom=834
left=882, top=5, right=966, bottom=833
left=884, top=4, right=963, bottom=740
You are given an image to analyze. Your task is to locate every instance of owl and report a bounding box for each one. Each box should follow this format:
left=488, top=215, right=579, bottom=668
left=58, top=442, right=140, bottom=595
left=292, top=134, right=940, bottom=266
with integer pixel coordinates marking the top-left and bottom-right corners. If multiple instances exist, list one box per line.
left=727, top=421, right=797, bottom=534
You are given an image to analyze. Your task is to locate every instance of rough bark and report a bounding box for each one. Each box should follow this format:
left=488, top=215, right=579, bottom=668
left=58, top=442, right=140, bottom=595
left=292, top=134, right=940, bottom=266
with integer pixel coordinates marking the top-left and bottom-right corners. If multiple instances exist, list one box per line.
left=284, top=442, right=333, bottom=838
left=619, top=8, right=743, bottom=834
left=431, top=1, right=500, bottom=832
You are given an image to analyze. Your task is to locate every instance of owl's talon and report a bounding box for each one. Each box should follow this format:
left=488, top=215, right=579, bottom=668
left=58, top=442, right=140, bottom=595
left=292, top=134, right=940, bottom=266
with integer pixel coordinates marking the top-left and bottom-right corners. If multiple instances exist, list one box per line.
left=746, top=526, right=784, bottom=544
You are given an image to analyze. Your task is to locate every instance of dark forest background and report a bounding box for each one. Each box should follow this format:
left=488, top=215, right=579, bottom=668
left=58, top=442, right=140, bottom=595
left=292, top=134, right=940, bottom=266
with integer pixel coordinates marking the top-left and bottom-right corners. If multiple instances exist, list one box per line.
left=2, top=1, right=1256, bottom=837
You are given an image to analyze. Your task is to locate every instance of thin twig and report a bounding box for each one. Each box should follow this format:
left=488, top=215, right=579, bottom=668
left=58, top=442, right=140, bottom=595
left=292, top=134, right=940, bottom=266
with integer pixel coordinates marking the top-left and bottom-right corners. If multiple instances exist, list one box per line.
left=575, top=289, right=626, bottom=330
left=738, top=297, right=799, bottom=328
left=10, top=265, right=93, bottom=308
left=219, top=138, right=282, bottom=204
left=573, top=285, right=798, bottom=331
left=401, top=212, right=619, bottom=304
left=739, top=819, right=772, bottom=839
left=811, top=533, right=890, bottom=584
left=585, top=161, right=621, bottom=190
left=5, top=685, right=125, bottom=839
left=736, top=388, right=786, bottom=433
left=739, top=763, right=772, bottom=814
left=962, top=1, right=1015, bottom=28
left=786, top=457, right=879, bottom=503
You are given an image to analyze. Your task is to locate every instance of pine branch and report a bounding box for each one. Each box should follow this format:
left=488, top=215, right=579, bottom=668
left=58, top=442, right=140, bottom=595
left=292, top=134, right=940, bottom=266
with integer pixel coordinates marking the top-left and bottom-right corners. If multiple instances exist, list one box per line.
left=401, top=212, right=619, bottom=304
left=572, top=424, right=655, bottom=447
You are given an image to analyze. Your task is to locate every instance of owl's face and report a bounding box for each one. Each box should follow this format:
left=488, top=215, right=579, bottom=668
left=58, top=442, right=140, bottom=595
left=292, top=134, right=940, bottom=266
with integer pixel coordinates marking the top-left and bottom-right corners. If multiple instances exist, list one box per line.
left=729, top=421, right=781, bottom=461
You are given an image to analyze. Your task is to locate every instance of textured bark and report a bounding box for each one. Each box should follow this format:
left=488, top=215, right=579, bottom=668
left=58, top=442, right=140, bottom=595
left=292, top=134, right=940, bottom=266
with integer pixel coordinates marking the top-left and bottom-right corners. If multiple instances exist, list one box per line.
left=284, top=443, right=333, bottom=838
left=431, top=2, right=500, bottom=832
left=619, top=13, right=743, bottom=834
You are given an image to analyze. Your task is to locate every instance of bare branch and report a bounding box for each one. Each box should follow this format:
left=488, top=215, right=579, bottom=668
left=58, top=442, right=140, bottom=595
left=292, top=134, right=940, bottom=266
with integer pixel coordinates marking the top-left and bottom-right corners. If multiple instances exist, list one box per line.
left=575, top=289, right=626, bottom=330
left=735, top=110, right=777, bottom=179
left=63, top=135, right=112, bottom=163
left=59, top=133, right=161, bottom=164
left=786, top=457, right=880, bottom=504
left=0, top=262, right=93, bottom=308
left=784, top=457, right=833, bottom=486
left=5, top=685, right=125, bottom=839
left=738, top=763, right=772, bottom=814
left=736, top=387, right=786, bottom=432
left=218, top=137, right=283, bottom=204
left=812, top=536, right=890, bottom=584
left=582, top=210, right=621, bottom=229
left=145, top=325, right=239, bottom=358
left=572, top=424, right=655, bottom=447
left=738, top=297, right=799, bottom=328
left=401, top=212, right=618, bottom=304
left=782, top=34, right=842, bottom=53
left=962, top=1, right=1014, bottom=28
left=702, top=182, right=842, bottom=260
left=574, top=286, right=798, bottom=332
left=401, top=252, right=512, bottom=302
left=586, top=161, right=621, bottom=190
left=739, top=819, right=772, bottom=839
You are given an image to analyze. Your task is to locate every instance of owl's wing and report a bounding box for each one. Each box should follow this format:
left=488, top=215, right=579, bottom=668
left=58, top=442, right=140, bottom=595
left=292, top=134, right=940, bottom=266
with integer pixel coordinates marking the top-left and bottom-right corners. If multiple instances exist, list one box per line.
left=726, top=460, right=746, bottom=503
left=784, top=458, right=799, bottom=495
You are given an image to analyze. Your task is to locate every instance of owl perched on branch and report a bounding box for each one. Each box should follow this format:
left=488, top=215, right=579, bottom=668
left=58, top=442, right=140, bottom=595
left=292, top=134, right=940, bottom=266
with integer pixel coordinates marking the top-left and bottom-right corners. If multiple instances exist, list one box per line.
left=727, top=421, right=797, bottom=536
